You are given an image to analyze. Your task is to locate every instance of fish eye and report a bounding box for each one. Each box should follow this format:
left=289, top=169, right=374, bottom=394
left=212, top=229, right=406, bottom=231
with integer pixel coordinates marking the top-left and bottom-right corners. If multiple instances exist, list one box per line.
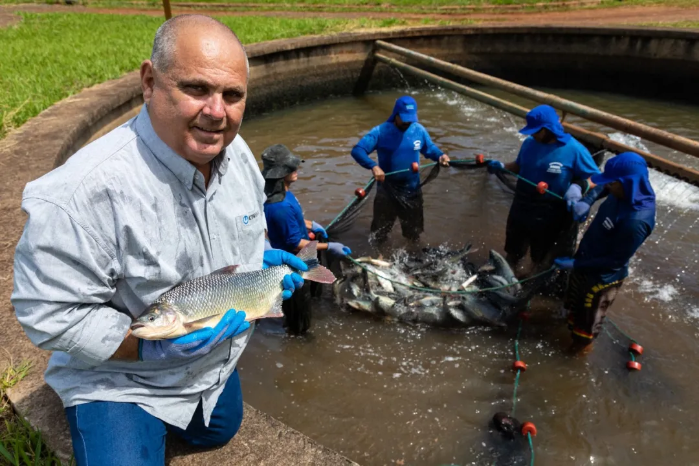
left=148, top=315, right=156, bottom=322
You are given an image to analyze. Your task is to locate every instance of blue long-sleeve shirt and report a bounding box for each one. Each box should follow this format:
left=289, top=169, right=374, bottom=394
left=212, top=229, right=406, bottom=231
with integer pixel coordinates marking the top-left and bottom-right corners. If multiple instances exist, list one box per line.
left=264, top=191, right=309, bottom=253
left=515, top=136, right=599, bottom=198
left=574, top=190, right=655, bottom=284
left=351, top=122, right=443, bottom=189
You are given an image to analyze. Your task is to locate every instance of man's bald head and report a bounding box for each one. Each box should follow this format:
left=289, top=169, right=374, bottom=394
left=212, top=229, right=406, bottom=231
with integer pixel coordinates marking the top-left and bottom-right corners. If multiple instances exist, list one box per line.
left=141, top=13, right=250, bottom=171
left=151, top=15, right=248, bottom=74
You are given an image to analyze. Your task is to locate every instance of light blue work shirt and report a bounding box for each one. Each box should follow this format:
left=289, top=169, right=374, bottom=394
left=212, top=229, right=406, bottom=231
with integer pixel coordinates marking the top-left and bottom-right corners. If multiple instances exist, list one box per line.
left=11, top=105, right=267, bottom=429
left=515, top=136, right=599, bottom=197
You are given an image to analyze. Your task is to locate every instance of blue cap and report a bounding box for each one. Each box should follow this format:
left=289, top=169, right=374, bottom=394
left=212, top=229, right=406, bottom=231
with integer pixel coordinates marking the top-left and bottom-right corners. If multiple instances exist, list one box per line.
left=591, top=152, right=648, bottom=186
left=392, top=96, right=418, bottom=123
left=519, top=105, right=571, bottom=143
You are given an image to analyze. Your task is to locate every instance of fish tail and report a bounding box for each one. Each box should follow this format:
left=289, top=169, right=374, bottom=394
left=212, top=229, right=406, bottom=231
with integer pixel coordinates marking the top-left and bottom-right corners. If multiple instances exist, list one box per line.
left=297, top=241, right=336, bottom=284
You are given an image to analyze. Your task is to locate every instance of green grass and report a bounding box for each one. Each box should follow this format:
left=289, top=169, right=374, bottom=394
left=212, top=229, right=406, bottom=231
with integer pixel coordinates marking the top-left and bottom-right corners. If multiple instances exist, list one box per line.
left=0, top=13, right=445, bottom=139
left=638, top=20, right=699, bottom=28
left=0, top=360, right=65, bottom=466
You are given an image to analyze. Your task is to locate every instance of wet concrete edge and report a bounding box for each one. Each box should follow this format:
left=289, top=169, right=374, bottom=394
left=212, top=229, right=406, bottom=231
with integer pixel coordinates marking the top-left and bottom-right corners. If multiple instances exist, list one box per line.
left=2, top=24, right=699, bottom=465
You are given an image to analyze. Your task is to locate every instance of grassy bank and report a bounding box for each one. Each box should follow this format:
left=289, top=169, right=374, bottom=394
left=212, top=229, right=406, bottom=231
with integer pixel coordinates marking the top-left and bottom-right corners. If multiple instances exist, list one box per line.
left=0, top=13, right=440, bottom=139
left=0, top=361, right=64, bottom=466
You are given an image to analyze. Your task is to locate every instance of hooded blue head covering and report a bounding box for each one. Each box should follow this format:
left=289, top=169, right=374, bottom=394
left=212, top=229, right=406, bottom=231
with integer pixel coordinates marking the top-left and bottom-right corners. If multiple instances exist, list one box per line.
left=591, top=152, right=656, bottom=211
left=388, top=96, right=418, bottom=124
left=519, top=105, right=572, bottom=144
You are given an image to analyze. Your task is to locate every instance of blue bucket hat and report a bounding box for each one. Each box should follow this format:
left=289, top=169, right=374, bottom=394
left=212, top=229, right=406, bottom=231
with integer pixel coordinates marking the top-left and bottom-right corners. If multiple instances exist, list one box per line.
left=591, top=152, right=656, bottom=211
left=388, top=96, right=418, bottom=124
left=519, top=105, right=571, bottom=143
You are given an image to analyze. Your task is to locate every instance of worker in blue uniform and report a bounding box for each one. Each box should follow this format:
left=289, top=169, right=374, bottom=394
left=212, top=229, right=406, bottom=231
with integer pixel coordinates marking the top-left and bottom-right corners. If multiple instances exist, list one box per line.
left=554, top=152, right=656, bottom=352
left=487, top=104, right=600, bottom=273
left=261, top=144, right=351, bottom=334
left=351, top=96, right=450, bottom=244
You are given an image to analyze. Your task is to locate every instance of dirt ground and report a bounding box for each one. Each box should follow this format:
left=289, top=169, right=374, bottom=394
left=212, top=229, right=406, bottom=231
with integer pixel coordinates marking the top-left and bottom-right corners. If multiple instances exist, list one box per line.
left=2, top=3, right=699, bottom=27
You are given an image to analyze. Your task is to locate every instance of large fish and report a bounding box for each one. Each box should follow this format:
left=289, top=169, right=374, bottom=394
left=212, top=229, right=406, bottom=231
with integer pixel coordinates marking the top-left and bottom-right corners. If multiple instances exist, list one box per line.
left=131, top=242, right=336, bottom=340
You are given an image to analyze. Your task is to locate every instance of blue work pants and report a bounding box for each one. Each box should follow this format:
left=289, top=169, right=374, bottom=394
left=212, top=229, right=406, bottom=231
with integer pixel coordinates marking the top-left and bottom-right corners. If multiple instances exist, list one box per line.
left=65, top=369, right=243, bottom=466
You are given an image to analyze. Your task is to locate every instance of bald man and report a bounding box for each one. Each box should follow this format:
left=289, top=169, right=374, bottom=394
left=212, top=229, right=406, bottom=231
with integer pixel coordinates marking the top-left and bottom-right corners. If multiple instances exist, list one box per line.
left=11, top=15, right=306, bottom=465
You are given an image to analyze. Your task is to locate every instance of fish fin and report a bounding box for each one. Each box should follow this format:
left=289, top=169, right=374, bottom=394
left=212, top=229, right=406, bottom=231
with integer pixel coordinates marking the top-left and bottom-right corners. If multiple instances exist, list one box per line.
left=211, top=265, right=239, bottom=275
left=184, top=314, right=224, bottom=331
left=302, top=264, right=336, bottom=284
left=296, top=241, right=318, bottom=262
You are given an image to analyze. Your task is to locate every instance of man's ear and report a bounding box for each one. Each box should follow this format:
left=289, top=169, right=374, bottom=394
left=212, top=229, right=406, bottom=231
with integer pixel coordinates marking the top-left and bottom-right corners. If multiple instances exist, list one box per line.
left=140, top=60, right=155, bottom=104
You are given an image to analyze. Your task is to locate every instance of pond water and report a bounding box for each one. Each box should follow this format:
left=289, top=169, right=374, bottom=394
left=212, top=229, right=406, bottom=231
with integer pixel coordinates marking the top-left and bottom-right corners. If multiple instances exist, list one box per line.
left=236, top=86, right=699, bottom=466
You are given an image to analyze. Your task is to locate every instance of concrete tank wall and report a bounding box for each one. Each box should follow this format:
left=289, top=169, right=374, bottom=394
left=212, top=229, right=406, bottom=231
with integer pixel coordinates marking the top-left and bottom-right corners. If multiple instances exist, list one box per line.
left=243, top=26, right=699, bottom=120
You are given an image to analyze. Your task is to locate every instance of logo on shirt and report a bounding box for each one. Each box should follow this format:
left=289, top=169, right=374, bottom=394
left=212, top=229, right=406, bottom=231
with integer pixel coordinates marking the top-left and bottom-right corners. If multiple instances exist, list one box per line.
left=547, top=162, right=563, bottom=174
left=242, top=212, right=259, bottom=226
left=603, top=217, right=614, bottom=230
left=413, top=140, right=422, bottom=150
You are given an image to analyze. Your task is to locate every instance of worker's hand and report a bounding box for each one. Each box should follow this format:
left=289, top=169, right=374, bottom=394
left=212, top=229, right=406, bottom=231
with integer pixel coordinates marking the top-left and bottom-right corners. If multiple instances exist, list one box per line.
left=439, top=154, right=450, bottom=167
left=570, top=201, right=591, bottom=223
left=263, top=249, right=308, bottom=300
left=553, top=257, right=575, bottom=270
left=372, top=165, right=386, bottom=182
left=486, top=160, right=505, bottom=174
left=564, top=184, right=583, bottom=211
left=310, top=221, right=328, bottom=240
left=327, top=242, right=352, bottom=258
left=139, top=309, right=250, bottom=361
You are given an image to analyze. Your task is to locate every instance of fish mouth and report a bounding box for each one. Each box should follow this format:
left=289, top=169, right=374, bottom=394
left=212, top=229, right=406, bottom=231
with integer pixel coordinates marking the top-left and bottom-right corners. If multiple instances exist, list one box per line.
left=130, top=322, right=145, bottom=331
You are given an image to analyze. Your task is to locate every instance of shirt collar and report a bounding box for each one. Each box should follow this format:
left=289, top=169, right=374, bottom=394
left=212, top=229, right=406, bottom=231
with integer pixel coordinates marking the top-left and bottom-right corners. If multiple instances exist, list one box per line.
left=135, top=105, right=198, bottom=190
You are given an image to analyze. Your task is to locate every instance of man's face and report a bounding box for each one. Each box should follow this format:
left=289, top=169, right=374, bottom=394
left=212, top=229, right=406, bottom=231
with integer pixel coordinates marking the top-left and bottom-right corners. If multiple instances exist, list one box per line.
left=284, top=170, right=298, bottom=184
left=607, top=180, right=625, bottom=199
left=532, top=128, right=555, bottom=144
left=394, top=114, right=412, bottom=132
left=140, top=29, right=248, bottom=167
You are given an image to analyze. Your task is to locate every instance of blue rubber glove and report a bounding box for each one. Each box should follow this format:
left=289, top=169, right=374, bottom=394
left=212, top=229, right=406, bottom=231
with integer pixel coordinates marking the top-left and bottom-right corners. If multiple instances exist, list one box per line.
left=553, top=257, right=575, bottom=270
left=487, top=160, right=505, bottom=174
left=564, top=184, right=583, bottom=211
left=263, top=249, right=308, bottom=300
left=570, top=200, right=591, bottom=222
left=310, top=221, right=328, bottom=240
left=327, top=242, right=352, bottom=258
left=139, top=309, right=250, bottom=361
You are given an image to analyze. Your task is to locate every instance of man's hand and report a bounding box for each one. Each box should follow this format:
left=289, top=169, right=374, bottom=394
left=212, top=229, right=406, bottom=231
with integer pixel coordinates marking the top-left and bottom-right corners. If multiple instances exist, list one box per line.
left=139, top=309, right=250, bottom=361
left=553, top=257, right=575, bottom=270
left=487, top=160, right=505, bottom=174
left=310, top=221, right=328, bottom=240
left=564, top=184, right=583, bottom=211
left=327, top=242, right=352, bottom=258
left=439, top=154, right=450, bottom=167
left=570, top=201, right=591, bottom=222
left=263, top=249, right=308, bottom=300
left=372, top=166, right=385, bottom=182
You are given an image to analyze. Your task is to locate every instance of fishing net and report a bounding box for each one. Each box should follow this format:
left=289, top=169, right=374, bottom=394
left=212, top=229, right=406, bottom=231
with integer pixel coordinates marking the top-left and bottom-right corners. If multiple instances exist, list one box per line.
left=325, top=159, right=485, bottom=237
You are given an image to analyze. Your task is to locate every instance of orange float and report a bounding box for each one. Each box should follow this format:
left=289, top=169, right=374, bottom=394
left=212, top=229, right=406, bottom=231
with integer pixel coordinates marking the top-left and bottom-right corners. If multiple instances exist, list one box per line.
left=513, top=361, right=527, bottom=372
left=521, top=422, right=537, bottom=437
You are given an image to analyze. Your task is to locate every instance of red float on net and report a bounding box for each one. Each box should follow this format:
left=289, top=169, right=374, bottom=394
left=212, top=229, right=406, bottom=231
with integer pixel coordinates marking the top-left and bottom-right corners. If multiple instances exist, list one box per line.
left=521, top=422, right=537, bottom=437
left=536, top=181, right=549, bottom=194
left=411, top=162, right=420, bottom=173
left=627, top=361, right=642, bottom=371
left=355, top=188, right=366, bottom=199
left=629, top=343, right=644, bottom=356
left=476, top=153, right=485, bottom=165
left=513, top=361, right=528, bottom=372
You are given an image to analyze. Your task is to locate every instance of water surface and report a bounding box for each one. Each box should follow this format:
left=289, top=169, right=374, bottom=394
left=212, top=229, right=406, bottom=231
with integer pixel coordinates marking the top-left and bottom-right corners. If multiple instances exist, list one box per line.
left=237, top=87, right=699, bottom=466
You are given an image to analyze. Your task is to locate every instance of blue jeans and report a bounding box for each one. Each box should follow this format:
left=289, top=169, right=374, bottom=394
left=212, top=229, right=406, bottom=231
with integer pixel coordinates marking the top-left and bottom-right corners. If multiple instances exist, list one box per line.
left=65, top=369, right=243, bottom=466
